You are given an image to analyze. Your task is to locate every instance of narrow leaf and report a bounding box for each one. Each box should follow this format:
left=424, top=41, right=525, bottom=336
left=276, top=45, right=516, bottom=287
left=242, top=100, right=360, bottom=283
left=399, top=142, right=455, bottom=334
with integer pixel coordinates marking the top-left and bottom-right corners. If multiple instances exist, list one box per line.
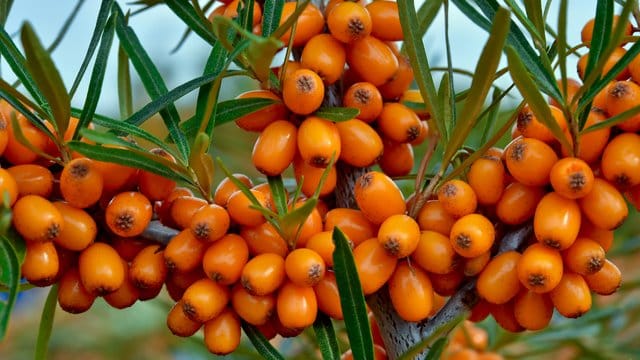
left=70, top=0, right=113, bottom=96
left=261, top=0, right=285, bottom=37
left=188, top=132, right=214, bottom=201
left=0, top=88, right=54, bottom=137
left=416, top=0, right=443, bottom=36
left=118, top=44, right=133, bottom=120
left=34, top=285, right=58, bottom=360
left=241, top=322, right=285, bottom=360
left=267, top=175, right=288, bottom=216
left=507, top=46, right=572, bottom=152
left=90, top=115, right=176, bottom=156
left=313, top=313, right=341, bottom=360
left=270, top=0, right=311, bottom=40
left=332, top=227, right=374, bottom=360
left=583, top=0, right=613, bottom=81
left=441, top=7, right=510, bottom=171
left=397, top=313, right=465, bottom=360
left=75, top=11, right=116, bottom=140
left=425, top=338, right=448, bottom=360
left=580, top=103, right=640, bottom=134
left=0, top=235, right=20, bottom=340
left=0, top=78, right=45, bottom=118
left=21, top=22, right=71, bottom=134
left=314, top=107, right=360, bottom=122
left=280, top=198, right=318, bottom=248
left=0, top=27, right=47, bottom=106
left=165, top=0, right=216, bottom=45
left=0, top=0, right=14, bottom=26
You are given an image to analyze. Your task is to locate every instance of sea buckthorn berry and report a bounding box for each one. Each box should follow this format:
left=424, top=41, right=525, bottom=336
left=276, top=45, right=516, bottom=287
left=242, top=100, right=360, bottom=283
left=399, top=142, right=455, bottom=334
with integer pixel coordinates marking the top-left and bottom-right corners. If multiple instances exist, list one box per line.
left=300, top=34, right=346, bottom=85
left=477, top=251, right=522, bottom=304
left=297, top=116, right=341, bottom=168
left=389, top=261, right=434, bottom=322
left=513, top=290, right=553, bottom=331
left=4, top=115, right=48, bottom=165
left=222, top=0, right=262, bottom=26
left=181, top=278, right=230, bottom=323
left=579, top=178, right=628, bottom=230
left=167, top=301, right=202, bottom=337
left=52, top=202, right=97, bottom=251
left=495, top=182, right=545, bottom=225
left=313, top=271, right=343, bottom=320
left=354, top=171, right=406, bottom=225
left=94, top=158, right=138, bottom=194
left=562, top=237, right=605, bottom=276
left=626, top=183, right=640, bottom=212
left=296, top=203, right=324, bottom=247
left=467, top=155, right=506, bottom=205
left=59, top=157, right=104, bottom=208
left=550, top=78, right=582, bottom=110
left=343, top=82, right=383, bottom=122
left=416, top=200, right=456, bottom=236
left=336, top=119, right=383, bottom=167
left=606, top=80, right=640, bottom=132
left=437, top=179, right=478, bottom=218
left=189, top=204, right=230, bottom=242
left=79, top=242, right=125, bottom=296
left=490, top=299, right=524, bottom=333
left=104, top=259, right=139, bottom=309
left=561, top=108, right=610, bottom=163
left=252, top=120, right=297, bottom=176
left=463, top=251, right=491, bottom=277
left=21, top=241, right=59, bottom=286
left=579, top=219, right=614, bottom=252
left=306, top=231, right=336, bottom=267
left=129, top=244, right=167, bottom=290
left=323, top=208, right=376, bottom=247
left=378, top=49, right=414, bottom=100
left=57, top=267, right=96, bottom=314
left=164, top=229, right=207, bottom=273
left=241, top=253, right=286, bottom=296
left=234, top=90, right=288, bottom=132
left=137, top=149, right=177, bottom=201
left=549, top=157, right=594, bottom=199
left=534, top=192, right=581, bottom=250
left=227, top=189, right=267, bottom=227
left=516, top=104, right=567, bottom=143
left=105, top=191, right=152, bottom=237
left=429, top=267, right=466, bottom=296
left=377, top=214, right=420, bottom=258
left=578, top=48, right=629, bottom=81
left=203, top=308, right=241, bottom=355
left=517, top=243, right=563, bottom=293
left=214, top=173, right=253, bottom=207
left=111, top=236, right=149, bottom=262
left=378, top=102, right=422, bottom=144
left=400, top=89, right=430, bottom=119
left=379, top=139, right=414, bottom=177
left=282, top=69, right=325, bottom=115
left=293, top=155, right=337, bottom=198
left=0, top=168, right=18, bottom=207
left=0, top=113, right=7, bottom=155
left=327, top=1, right=372, bottom=43
left=169, top=196, right=208, bottom=230
left=12, top=195, right=63, bottom=242
left=285, top=248, right=326, bottom=287
left=601, top=133, right=640, bottom=188
left=241, top=221, right=288, bottom=257
left=550, top=272, right=592, bottom=318
left=469, top=299, right=491, bottom=323
left=7, top=164, right=53, bottom=198
left=411, top=231, right=457, bottom=274
left=277, top=280, right=318, bottom=329
left=368, top=312, right=385, bottom=347
left=279, top=2, right=324, bottom=47
left=165, top=268, right=206, bottom=302
left=582, top=15, right=632, bottom=46
left=202, top=234, right=249, bottom=285
left=367, top=0, right=402, bottom=41
left=353, top=238, right=398, bottom=295
left=231, top=283, right=275, bottom=326
left=505, top=137, right=558, bottom=187
left=346, top=36, right=399, bottom=86
left=584, top=259, right=621, bottom=295
left=449, top=214, right=495, bottom=258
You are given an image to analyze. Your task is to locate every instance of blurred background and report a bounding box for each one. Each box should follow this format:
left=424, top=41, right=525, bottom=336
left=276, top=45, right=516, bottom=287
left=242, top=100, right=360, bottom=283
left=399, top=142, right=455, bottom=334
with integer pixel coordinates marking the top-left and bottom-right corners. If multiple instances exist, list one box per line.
left=1, top=1, right=640, bottom=359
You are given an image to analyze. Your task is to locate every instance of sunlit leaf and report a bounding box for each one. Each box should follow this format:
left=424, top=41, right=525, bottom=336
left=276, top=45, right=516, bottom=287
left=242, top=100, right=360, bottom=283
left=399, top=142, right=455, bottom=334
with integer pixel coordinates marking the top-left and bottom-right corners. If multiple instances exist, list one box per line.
left=314, top=107, right=360, bottom=122
left=34, top=285, right=58, bottom=360
left=241, top=322, right=285, bottom=360
left=267, top=175, right=288, bottom=216
left=332, top=227, right=374, bottom=360
left=118, top=44, right=133, bottom=120
left=188, top=132, right=214, bottom=201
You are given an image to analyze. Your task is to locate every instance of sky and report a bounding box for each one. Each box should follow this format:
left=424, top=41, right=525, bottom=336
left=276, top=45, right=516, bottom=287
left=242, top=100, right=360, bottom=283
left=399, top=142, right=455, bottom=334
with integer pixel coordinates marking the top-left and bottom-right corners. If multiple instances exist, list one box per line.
left=1, top=1, right=602, bottom=118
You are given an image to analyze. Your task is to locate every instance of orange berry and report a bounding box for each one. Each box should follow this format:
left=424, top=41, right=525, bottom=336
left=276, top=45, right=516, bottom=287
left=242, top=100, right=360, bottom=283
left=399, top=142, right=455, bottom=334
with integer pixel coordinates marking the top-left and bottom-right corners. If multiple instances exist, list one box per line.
left=105, top=192, right=152, bottom=238
left=449, top=214, right=495, bottom=258
left=323, top=208, right=377, bottom=247
left=181, top=278, right=230, bottom=323
left=367, top=0, right=402, bottom=41
left=354, top=171, right=406, bottom=225
left=202, top=233, right=249, bottom=285
left=203, top=308, right=242, bottom=355
left=490, top=299, right=524, bottom=333
left=605, top=80, right=640, bottom=132
left=167, top=300, right=202, bottom=337
left=12, top=195, right=63, bottom=242
left=477, top=251, right=522, bottom=304
left=336, top=119, right=383, bottom=167
left=297, top=116, right=341, bottom=168
left=279, top=2, right=325, bottom=47
left=189, top=204, right=230, bottom=242
left=343, top=82, right=383, bottom=122
left=601, top=133, right=640, bottom=188
left=377, top=214, right=420, bottom=258
left=579, top=178, right=628, bottom=230
left=513, top=290, right=553, bottom=331
left=169, top=195, right=208, bottom=230
left=252, top=120, right=298, bottom=176
left=222, top=0, right=262, bottom=25
left=7, top=164, right=53, bottom=198
left=129, top=244, right=168, bottom=290
left=549, top=157, right=594, bottom=199
left=0, top=168, right=18, bottom=207
left=285, top=248, right=326, bottom=287
left=429, top=268, right=466, bottom=296
left=164, top=229, right=207, bottom=273
left=52, top=202, right=97, bottom=251
left=78, top=242, right=125, bottom=296
left=227, top=189, right=267, bottom=227
left=495, top=182, right=545, bottom=225
left=4, top=115, right=48, bottom=165
left=353, top=238, right=398, bottom=295
left=103, top=259, right=140, bottom=309
left=411, top=230, right=457, bottom=274
left=346, top=36, right=398, bottom=86
left=581, top=15, right=632, bottom=46
left=137, top=149, right=177, bottom=201
left=379, top=139, right=414, bottom=177
left=416, top=200, right=455, bottom=236
left=562, top=237, right=605, bottom=276
left=231, top=283, right=275, bottom=326
left=306, top=231, right=336, bottom=267
left=377, top=102, right=422, bottom=144
left=282, top=69, right=325, bottom=115
left=584, top=259, right=621, bottom=295
left=534, top=192, right=581, bottom=250
left=560, top=108, right=610, bottom=163
left=240, top=221, right=288, bottom=258
left=59, top=158, right=104, bottom=208
left=516, top=104, right=567, bottom=143
left=505, top=137, right=558, bottom=186
left=241, top=253, right=286, bottom=296
left=21, top=241, right=59, bottom=286
left=437, top=179, right=478, bottom=218
left=57, top=267, right=96, bottom=314
left=313, top=271, right=343, bottom=320
left=577, top=48, right=629, bottom=81
left=277, top=280, right=318, bottom=329
left=517, top=243, right=563, bottom=293
left=549, top=272, right=592, bottom=318
left=234, top=90, right=288, bottom=132
left=463, top=251, right=491, bottom=277
left=300, top=33, right=346, bottom=85
left=327, top=1, right=372, bottom=43
left=293, top=155, right=337, bottom=198
left=467, top=155, right=506, bottom=205
left=388, top=261, right=433, bottom=322
left=579, top=219, right=614, bottom=252
left=94, top=159, right=138, bottom=194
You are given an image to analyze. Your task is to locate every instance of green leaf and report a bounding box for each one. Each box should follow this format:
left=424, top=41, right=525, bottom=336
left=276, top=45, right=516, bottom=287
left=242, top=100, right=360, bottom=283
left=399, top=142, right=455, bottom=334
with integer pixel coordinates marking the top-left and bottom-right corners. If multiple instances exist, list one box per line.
left=313, top=313, right=341, bottom=360
left=75, top=11, right=116, bottom=141
left=34, top=285, right=58, bottom=360
left=0, top=88, right=53, bottom=137
left=118, top=44, right=133, bottom=120
left=397, top=313, right=465, bottom=360
left=267, top=175, right=288, bottom=216
left=241, top=322, right=285, bottom=360
left=21, top=22, right=71, bottom=134
left=522, top=0, right=546, bottom=45
left=314, top=107, right=360, bottom=122
left=397, top=0, right=443, bottom=138
left=0, top=27, right=47, bottom=106
left=192, top=43, right=228, bottom=139
left=261, top=0, right=284, bottom=37
left=188, top=132, right=215, bottom=201
left=0, top=78, right=45, bottom=118
left=425, top=338, right=448, bottom=360
left=582, top=0, right=613, bottom=82
left=90, top=114, right=176, bottom=156
left=580, top=103, right=640, bottom=134
left=69, top=0, right=113, bottom=96
left=77, top=127, right=146, bottom=151
left=0, top=235, right=20, bottom=340
left=114, top=3, right=189, bottom=162
left=507, top=46, right=572, bottom=152
left=332, top=227, right=374, bottom=360
left=280, top=197, right=318, bottom=249
left=270, top=0, right=311, bottom=40
left=68, top=141, right=193, bottom=184
left=165, top=0, right=216, bottom=45
left=441, top=7, right=510, bottom=172
left=416, top=0, right=443, bottom=36
left=0, top=0, right=14, bottom=26
left=555, top=0, right=569, bottom=108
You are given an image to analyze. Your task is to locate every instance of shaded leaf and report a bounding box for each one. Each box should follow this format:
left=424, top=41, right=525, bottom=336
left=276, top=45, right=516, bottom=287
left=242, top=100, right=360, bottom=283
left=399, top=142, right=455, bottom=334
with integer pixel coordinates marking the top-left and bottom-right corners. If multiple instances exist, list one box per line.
left=261, top=0, right=285, bottom=37
left=34, top=285, right=58, bottom=360
left=0, top=78, right=44, bottom=118
left=0, top=87, right=53, bottom=137
left=280, top=197, right=317, bottom=249
left=314, top=107, right=360, bottom=122
left=0, top=27, right=46, bottom=106
left=267, top=175, right=288, bottom=216
left=314, top=313, right=341, bottom=360
left=241, top=322, right=285, bottom=360
left=332, top=227, right=374, bottom=360
left=0, top=234, right=20, bottom=340
left=118, top=44, right=133, bottom=120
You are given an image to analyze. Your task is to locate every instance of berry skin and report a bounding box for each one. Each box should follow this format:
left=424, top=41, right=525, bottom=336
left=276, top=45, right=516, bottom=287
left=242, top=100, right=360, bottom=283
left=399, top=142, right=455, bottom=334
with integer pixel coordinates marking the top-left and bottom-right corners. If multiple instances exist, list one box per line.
left=354, top=171, right=406, bottom=225
left=105, top=192, right=152, bottom=238
left=377, top=214, right=420, bottom=258
left=534, top=192, right=581, bottom=250
left=449, top=214, right=495, bottom=258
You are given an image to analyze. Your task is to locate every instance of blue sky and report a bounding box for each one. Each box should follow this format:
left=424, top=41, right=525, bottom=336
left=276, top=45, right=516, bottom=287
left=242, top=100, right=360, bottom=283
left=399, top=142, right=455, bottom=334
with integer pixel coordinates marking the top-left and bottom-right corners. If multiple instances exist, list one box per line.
left=1, top=1, right=601, bottom=116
